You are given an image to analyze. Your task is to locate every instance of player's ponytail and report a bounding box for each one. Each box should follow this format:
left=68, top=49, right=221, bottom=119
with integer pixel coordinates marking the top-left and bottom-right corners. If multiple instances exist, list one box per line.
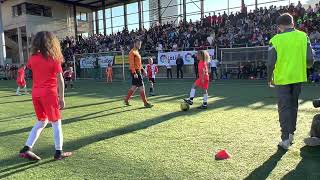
left=31, top=31, right=64, bottom=63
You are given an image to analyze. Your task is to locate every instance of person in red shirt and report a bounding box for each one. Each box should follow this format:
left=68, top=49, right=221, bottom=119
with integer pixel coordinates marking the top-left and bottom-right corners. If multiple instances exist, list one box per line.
left=19, top=31, right=71, bottom=161
left=15, top=64, right=28, bottom=96
left=145, top=57, right=158, bottom=96
left=184, top=50, right=210, bottom=109
left=63, top=67, right=74, bottom=89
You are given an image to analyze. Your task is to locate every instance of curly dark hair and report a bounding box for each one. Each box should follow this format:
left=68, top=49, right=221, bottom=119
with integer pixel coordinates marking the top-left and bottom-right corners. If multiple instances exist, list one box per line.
left=31, top=31, right=64, bottom=62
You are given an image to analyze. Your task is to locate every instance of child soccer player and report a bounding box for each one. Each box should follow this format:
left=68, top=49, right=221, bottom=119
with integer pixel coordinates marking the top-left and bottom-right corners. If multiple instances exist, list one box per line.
left=63, top=67, right=74, bottom=89
left=16, top=64, right=28, bottom=96
left=19, top=31, right=72, bottom=161
left=184, top=50, right=210, bottom=109
left=106, top=64, right=113, bottom=83
left=146, top=57, right=158, bottom=96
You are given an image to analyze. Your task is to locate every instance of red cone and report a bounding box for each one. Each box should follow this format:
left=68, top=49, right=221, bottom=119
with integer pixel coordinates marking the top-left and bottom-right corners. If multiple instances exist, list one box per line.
left=215, top=150, right=231, bottom=160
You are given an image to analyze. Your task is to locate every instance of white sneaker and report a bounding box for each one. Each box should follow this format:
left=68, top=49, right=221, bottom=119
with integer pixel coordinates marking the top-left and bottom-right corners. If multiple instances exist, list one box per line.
left=289, top=134, right=294, bottom=144
left=16, top=93, right=21, bottom=96
left=278, top=139, right=291, bottom=150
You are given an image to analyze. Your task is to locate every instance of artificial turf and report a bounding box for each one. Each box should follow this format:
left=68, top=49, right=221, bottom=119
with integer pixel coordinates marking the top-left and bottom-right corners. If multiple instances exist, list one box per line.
left=0, top=79, right=320, bottom=180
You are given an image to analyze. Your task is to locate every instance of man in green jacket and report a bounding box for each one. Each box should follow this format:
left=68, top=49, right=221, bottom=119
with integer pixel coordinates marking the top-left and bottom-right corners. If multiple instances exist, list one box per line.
left=268, top=13, right=314, bottom=149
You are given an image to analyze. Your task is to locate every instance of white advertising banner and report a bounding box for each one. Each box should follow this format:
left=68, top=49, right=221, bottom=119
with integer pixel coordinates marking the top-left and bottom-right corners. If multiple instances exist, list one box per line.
left=157, top=49, right=215, bottom=66
left=80, top=55, right=114, bottom=69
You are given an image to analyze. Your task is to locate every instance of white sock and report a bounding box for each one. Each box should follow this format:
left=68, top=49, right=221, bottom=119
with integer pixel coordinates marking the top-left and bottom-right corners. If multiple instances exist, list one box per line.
left=24, top=85, right=27, bottom=93
left=189, top=88, right=196, bottom=100
left=52, top=121, right=63, bottom=150
left=203, top=93, right=208, bottom=104
left=16, top=87, right=20, bottom=94
left=26, top=121, right=48, bottom=148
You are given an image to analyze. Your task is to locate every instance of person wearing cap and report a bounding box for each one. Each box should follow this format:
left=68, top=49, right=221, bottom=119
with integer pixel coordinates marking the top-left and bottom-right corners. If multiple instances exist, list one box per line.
left=268, top=13, right=314, bottom=149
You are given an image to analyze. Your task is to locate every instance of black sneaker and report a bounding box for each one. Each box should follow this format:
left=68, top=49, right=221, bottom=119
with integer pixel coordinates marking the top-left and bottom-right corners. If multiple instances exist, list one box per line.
left=183, top=99, right=193, bottom=105
left=19, top=147, right=41, bottom=161
left=124, top=98, right=130, bottom=106
left=197, top=104, right=208, bottom=109
left=54, top=151, right=72, bottom=160
left=144, top=103, right=153, bottom=108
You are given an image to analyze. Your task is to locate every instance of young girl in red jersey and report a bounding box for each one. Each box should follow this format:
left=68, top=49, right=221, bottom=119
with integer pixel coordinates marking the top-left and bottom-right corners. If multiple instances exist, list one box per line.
left=19, top=31, right=71, bottom=161
left=145, top=58, right=158, bottom=96
left=16, top=64, right=28, bottom=96
left=106, top=64, right=113, bottom=83
left=184, top=50, right=210, bottom=109
left=63, top=67, right=74, bottom=89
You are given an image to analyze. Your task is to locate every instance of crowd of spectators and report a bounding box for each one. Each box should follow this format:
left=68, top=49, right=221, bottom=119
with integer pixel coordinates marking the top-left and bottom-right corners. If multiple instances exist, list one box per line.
left=61, top=1, right=320, bottom=58
left=0, top=64, right=19, bottom=80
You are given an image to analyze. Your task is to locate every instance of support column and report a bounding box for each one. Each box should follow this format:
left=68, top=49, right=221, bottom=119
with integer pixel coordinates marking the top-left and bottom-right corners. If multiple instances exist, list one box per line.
left=200, top=0, right=204, bottom=19
left=157, top=0, right=162, bottom=25
left=0, top=4, right=6, bottom=66
left=73, top=4, right=78, bottom=40
left=241, top=0, right=245, bottom=13
left=138, top=0, right=142, bottom=30
left=255, top=0, right=258, bottom=10
left=17, top=27, right=24, bottom=65
left=95, top=10, right=99, bottom=34
left=102, top=0, right=106, bottom=35
left=124, top=4, right=128, bottom=30
left=183, top=0, right=186, bottom=23
left=228, top=0, right=230, bottom=15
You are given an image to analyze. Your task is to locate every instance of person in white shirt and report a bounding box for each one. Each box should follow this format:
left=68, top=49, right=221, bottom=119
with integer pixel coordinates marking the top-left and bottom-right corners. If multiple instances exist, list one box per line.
left=164, top=57, right=172, bottom=79
left=209, top=58, right=219, bottom=80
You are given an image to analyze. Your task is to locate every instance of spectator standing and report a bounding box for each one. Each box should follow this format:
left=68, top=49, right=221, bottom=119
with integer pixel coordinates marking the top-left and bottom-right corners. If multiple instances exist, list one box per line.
left=193, top=54, right=199, bottom=78
left=166, top=59, right=173, bottom=79
left=93, top=58, right=100, bottom=80
left=176, top=54, right=184, bottom=79
left=209, top=58, right=219, bottom=80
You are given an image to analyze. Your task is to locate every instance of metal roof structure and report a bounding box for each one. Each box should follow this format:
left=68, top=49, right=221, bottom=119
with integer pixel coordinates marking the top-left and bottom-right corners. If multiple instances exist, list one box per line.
left=3, top=0, right=131, bottom=10
left=52, top=0, right=129, bottom=9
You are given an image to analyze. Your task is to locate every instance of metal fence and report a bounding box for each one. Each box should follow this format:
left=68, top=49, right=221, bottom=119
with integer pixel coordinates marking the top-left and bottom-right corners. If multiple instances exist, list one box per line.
left=73, top=46, right=271, bottom=80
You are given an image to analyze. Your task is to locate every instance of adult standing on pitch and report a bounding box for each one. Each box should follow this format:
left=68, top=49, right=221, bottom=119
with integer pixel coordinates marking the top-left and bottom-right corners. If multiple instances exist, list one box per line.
left=176, top=54, right=184, bottom=79
left=124, top=39, right=153, bottom=108
left=268, top=13, right=314, bottom=149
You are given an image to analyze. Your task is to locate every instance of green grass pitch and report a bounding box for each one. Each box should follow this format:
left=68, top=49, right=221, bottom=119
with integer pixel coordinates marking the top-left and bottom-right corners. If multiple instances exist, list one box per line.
left=0, top=79, right=320, bottom=179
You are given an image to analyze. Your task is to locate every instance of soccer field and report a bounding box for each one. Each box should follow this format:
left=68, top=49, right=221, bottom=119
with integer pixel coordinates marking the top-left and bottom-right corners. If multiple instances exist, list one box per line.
left=0, top=79, right=320, bottom=180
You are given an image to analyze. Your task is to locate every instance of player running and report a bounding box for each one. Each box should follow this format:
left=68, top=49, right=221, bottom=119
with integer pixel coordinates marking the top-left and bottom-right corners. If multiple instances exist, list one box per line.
left=19, top=31, right=72, bottom=161
left=184, top=50, right=210, bottom=109
left=124, top=39, right=153, bottom=108
left=145, top=57, right=158, bottom=96
left=16, top=64, right=28, bottom=96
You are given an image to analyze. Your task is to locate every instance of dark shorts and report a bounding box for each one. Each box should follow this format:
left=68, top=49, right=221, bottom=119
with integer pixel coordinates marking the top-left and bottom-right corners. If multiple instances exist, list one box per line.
left=148, top=78, right=155, bottom=83
left=65, top=77, right=72, bottom=82
left=131, top=73, right=144, bottom=87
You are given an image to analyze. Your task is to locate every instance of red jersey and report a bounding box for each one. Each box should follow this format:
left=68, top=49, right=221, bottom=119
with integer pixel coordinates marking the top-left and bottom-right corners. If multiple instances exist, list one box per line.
left=198, top=60, right=209, bottom=80
left=195, top=60, right=210, bottom=90
left=27, top=53, right=62, bottom=97
left=63, top=70, right=73, bottom=78
left=146, top=64, right=158, bottom=78
left=17, top=68, right=25, bottom=82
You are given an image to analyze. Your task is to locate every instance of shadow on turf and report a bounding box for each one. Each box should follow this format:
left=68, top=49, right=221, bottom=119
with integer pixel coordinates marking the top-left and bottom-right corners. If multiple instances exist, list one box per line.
left=244, top=147, right=287, bottom=180
left=0, top=104, right=200, bottom=176
left=0, top=106, right=143, bottom=137
left=281, top=146, right=320, bottom=180
left=0, top=160, right=55, bottom=179
left=0, top=99, right=32, bottom=105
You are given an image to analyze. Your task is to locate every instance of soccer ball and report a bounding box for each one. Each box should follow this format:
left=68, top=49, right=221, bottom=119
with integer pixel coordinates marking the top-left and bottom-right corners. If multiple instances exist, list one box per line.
left=180, top=102, right=190, bottom=111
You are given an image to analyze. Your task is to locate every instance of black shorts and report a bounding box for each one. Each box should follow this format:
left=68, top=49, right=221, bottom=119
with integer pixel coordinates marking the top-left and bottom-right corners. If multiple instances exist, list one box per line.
left=131, top=73, right=144, bottom=87
left=65, top=77, right=72, bottom=82
left=148, top=78, right=155, bottom=83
